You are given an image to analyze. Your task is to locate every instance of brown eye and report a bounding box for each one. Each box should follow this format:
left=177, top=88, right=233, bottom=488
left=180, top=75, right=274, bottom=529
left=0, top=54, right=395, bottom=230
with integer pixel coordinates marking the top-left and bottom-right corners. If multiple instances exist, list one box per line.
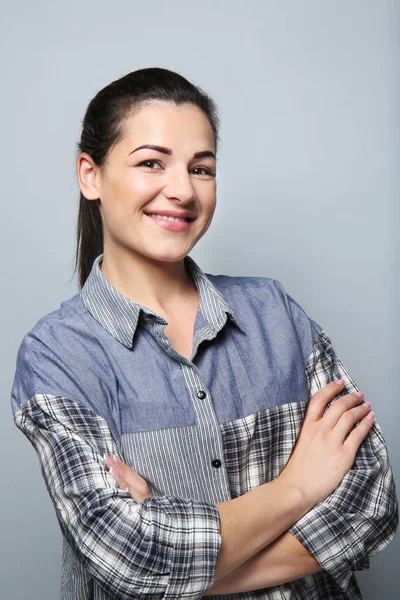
left=137, top=160, right=162, bottom=169
left=191, top=166, right=215, bottom=176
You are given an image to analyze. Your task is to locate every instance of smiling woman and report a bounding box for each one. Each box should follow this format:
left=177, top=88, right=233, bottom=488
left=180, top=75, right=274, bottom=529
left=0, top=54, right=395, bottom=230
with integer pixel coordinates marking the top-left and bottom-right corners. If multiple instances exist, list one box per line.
left=78, top=101, right=217, bottom=274
left=10, top=67, right=398, bottom=600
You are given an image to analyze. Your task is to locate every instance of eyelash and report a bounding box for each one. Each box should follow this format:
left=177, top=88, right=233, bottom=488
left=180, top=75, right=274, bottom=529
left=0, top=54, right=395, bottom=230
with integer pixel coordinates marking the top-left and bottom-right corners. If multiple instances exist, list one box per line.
left=136, top=160, right=215, bottom=177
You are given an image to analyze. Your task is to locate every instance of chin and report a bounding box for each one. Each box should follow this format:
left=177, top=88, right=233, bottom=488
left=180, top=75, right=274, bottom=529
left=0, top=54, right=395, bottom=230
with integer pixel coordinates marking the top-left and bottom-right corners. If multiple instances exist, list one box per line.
left=141, top=247, right=193, bottom=264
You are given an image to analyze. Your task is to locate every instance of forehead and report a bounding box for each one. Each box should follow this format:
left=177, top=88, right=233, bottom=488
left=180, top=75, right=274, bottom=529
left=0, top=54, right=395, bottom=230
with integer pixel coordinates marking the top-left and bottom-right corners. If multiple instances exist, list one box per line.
left=118, top=101, right=215, bottom=151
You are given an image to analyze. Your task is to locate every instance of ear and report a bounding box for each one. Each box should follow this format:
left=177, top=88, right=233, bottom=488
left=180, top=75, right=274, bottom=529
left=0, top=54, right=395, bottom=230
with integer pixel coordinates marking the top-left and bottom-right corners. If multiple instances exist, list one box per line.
left=76, top=152, right=102, bottom=200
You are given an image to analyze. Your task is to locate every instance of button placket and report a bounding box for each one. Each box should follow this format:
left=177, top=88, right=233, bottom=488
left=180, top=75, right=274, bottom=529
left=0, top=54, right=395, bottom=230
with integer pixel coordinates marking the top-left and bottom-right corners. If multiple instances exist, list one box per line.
left=179, top=361, right=231, bottom=499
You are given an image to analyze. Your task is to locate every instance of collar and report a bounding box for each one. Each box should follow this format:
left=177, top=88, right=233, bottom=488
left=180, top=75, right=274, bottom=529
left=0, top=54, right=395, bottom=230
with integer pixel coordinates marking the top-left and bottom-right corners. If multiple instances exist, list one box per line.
left=80, top=253, right=245, bottom=348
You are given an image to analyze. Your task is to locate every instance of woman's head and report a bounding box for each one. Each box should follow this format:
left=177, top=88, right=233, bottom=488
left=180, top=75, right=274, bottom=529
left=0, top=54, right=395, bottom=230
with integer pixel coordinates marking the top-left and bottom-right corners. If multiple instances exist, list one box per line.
left=75, top=67, right=220, bottom=288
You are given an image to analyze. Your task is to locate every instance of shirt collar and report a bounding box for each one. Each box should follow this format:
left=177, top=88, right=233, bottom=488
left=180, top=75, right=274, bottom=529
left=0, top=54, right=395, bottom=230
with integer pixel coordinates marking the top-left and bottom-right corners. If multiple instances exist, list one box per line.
left=80, top=253, right=245, bottom=348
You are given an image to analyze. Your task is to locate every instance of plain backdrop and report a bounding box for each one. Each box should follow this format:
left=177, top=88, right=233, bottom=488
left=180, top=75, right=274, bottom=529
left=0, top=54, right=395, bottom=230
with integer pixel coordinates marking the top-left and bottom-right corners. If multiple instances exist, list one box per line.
left=1, top=1, right=399, bottom=598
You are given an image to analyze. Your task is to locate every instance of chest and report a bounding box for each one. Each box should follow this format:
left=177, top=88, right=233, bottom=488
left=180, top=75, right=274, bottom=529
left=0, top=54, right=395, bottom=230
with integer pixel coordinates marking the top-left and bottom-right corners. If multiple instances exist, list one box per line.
left=100, top=308, right=308, bottom=439
left=163, top=319, right=195, bottom=361
left=160, top=295, right=199, bottom=361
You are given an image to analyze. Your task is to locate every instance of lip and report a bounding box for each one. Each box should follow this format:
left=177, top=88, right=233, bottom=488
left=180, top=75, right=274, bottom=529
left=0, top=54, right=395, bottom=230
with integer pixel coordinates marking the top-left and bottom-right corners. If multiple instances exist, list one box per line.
left=144, top=213, right=192, bottom=232
left=143, top=209, right=196, bottom=221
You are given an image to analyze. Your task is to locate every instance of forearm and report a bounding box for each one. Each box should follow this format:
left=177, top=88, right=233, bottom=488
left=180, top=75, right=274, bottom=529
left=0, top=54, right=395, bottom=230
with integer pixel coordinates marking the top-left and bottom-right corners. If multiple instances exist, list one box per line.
left=214, top=480, right=311, bottom=581
left=208, top=531, right=320, bottom=595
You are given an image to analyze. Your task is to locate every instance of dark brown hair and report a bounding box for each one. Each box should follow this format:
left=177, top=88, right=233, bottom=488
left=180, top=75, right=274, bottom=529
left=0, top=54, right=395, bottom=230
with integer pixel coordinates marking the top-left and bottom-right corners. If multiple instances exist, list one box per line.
left=73, top=67, right=220, bottom=289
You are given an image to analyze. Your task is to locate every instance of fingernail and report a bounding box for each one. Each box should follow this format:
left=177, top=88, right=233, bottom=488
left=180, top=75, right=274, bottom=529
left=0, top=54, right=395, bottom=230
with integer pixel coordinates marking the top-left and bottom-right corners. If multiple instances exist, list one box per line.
left=364, top=401, right=372, bottom=408
left=356, top=391, right=365, bottom=399
left=367, top=411, right=375, bottom=420
left=335, top=379, right=344, bottom=385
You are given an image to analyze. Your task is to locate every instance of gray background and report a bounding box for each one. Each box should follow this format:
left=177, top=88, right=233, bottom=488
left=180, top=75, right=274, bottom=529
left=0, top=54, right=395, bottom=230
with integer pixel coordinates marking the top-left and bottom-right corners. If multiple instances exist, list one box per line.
left=1, top=0, right=398, bottom=598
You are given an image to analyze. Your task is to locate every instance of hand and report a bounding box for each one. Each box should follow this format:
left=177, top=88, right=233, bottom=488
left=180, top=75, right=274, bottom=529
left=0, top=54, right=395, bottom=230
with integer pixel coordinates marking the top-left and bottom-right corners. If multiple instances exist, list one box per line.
left=278, top=379, right=375, bottom=506
left=104, top=454, right=152, bottom=502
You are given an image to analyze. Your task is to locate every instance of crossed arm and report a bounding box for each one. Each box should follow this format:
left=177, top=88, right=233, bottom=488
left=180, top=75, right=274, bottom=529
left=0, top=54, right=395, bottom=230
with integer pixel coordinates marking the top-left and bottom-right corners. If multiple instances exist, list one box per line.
left=208, top=530, right=320, bottom=594
left=106, top=452, right=320, bottom=594
left=13, top=333, right=398, bottom=598
left=106, top=332, right=399, bottom=596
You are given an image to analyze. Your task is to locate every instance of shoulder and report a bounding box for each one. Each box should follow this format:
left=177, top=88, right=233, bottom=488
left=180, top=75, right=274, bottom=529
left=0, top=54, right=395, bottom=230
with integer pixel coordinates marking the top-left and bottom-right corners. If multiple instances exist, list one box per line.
left=206, top=272, right=288, bottom=305
left=207, top=271, right=323, bottom=348
left=14, top=293, right=86, bottom=378
left=207, top=272, right=315, bottom=319
left=11, top=293, right=105, bottom=413
left=24, top=293, right=86, bottom=347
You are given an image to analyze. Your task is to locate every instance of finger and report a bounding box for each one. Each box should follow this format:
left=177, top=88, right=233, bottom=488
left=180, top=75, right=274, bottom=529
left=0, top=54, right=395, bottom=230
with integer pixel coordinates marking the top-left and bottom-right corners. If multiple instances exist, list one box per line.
left=306, top=379, right=345, bottom=421
left=333, top=402, right=372, bottom=442
left=323, top=392, right=365, bottom=428
left=115, top=462, right=148, bottom=490
left=104, top=454, right=114, bottom=467
left=108, top=467, right=120, bottom=484
left=344, top=411, right=375, bottom=455
left=107, top=460, right=133, bottom=483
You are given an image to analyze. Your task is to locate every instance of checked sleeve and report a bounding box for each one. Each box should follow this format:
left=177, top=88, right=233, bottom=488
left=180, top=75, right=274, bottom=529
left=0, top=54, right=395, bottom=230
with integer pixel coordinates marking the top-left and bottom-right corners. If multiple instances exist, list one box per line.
left=11, top=337, right=222, bottom=600
left=288, top=330, right=399, bottom=592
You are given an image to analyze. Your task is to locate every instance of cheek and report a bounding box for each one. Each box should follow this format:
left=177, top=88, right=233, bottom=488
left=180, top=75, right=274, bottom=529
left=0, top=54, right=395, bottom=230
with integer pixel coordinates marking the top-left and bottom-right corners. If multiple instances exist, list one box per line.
left=206, top=192, right=217, bottom=219
left=196, top=181, right=216, bottom=210
left=104, top=172, right=162, bottom=206
left=128, top=173, right=164, bottom=203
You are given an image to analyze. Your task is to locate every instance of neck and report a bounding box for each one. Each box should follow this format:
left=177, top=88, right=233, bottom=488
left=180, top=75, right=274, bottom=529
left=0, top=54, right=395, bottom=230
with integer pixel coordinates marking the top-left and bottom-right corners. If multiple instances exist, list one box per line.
left=99, top=246, right=196, bottom=314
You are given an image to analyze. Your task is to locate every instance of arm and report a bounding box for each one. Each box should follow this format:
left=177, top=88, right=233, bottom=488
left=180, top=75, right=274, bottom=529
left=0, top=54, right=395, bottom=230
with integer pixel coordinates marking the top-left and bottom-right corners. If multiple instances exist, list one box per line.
left=108, top=380, right=377, bottom=596
left=11, top=336, right=377, bottom=598
left=11, top=337, right=316, bottom=599
left=286, top=330, right=399, bottom=591
left=209, top=329, right=398, bottom=595
left=207, top=531, right=320, bottom=595
left=108, top=458, right=320, bottom=593
left=14, top=392, right=222, bottom=599
left=15, top=390, right=321, bottom=597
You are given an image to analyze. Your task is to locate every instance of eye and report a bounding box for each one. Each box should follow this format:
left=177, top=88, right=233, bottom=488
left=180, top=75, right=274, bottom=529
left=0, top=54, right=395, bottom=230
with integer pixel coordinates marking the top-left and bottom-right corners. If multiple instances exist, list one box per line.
left=137, top=160, right=162, bottom=170
left=190, top=166, right=216, bottom=177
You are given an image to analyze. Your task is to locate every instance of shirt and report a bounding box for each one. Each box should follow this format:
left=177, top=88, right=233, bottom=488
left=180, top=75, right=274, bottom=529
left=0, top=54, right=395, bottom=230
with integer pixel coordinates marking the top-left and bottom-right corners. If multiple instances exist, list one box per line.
left=11, top=252, right=398, bottom=600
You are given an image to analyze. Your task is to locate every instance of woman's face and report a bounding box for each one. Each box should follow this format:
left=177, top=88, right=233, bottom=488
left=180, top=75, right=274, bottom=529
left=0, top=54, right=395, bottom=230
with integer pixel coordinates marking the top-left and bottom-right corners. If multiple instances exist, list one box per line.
left=82, top=101, right=217, bottom=264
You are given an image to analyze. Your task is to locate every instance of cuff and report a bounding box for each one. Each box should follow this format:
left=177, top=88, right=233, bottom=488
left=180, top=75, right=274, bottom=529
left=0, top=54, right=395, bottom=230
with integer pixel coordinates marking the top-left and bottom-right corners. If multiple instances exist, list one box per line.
left=144, top=495, right=222, bottom=599
left=288, top=503, right=369, bottom=591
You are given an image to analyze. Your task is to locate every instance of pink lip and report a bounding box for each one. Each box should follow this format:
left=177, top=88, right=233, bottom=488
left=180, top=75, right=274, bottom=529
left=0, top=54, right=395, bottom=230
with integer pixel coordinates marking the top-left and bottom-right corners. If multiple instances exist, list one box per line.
left=145, top=214, right=191, bottom=232
left=144, top=209, right=195, bottom=220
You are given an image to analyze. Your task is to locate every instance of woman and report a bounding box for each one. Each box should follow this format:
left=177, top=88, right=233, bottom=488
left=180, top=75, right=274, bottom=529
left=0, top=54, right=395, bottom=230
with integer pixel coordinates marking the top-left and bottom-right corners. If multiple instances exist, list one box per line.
left=11, top=67, right=398, bottom=600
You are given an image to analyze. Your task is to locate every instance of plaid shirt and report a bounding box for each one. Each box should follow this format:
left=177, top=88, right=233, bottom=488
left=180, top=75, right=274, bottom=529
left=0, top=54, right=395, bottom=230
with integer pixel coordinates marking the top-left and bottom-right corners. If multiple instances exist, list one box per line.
left=11, top=253, right=398, bottom=599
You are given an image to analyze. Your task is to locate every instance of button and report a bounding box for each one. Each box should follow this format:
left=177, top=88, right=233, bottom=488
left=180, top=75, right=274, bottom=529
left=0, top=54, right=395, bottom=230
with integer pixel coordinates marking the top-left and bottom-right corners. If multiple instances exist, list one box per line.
left=212, top=459, right=222, bottom=469
left=197, top=390, right=206, bottom=399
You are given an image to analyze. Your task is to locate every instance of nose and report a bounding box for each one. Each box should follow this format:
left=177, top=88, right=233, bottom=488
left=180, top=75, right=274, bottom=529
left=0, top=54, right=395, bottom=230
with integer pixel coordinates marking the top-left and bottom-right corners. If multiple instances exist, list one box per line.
left=163, top=166, right=196, bottom=204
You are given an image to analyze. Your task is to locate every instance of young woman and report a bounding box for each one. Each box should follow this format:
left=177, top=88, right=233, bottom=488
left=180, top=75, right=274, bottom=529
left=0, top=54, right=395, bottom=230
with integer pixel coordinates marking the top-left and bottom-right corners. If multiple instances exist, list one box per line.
left=11, top=67, right=398, bottom=600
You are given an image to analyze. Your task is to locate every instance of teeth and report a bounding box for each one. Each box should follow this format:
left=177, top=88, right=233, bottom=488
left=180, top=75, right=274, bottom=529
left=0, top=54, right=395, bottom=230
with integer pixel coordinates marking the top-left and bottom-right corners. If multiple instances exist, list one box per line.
left=148, top=213, right=188, bottom=222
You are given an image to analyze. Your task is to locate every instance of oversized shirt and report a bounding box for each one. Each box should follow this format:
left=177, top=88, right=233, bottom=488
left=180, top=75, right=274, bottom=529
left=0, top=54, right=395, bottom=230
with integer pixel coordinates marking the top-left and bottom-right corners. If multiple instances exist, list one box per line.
left=11, top=253, right=398, bottom=600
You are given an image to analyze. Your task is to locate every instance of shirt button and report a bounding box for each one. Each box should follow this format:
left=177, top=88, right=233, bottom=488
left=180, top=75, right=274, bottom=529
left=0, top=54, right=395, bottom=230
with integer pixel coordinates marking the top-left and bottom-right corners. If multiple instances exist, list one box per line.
left=197, top=390, right=206, bottom=399
left=212, top=459, right=222, bottom=469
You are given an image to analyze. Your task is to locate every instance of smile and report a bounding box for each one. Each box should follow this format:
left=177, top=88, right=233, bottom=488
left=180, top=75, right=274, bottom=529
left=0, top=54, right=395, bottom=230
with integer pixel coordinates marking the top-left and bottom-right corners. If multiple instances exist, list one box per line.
left=147, top=213, right=189, bottom=222
left=145, top=213, right=192, bottom=232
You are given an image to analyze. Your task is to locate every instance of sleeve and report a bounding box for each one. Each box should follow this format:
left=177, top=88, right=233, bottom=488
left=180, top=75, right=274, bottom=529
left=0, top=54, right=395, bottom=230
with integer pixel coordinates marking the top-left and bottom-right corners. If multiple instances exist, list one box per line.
left=288, top=328, right=399, bottom=592
left=11, top=337, right=222, bottom=600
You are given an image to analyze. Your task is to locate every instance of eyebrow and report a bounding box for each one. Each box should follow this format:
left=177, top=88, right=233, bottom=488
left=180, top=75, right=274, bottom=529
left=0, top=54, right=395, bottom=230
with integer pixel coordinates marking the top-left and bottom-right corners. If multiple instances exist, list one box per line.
left=129, top=144, right=216, bottom=159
